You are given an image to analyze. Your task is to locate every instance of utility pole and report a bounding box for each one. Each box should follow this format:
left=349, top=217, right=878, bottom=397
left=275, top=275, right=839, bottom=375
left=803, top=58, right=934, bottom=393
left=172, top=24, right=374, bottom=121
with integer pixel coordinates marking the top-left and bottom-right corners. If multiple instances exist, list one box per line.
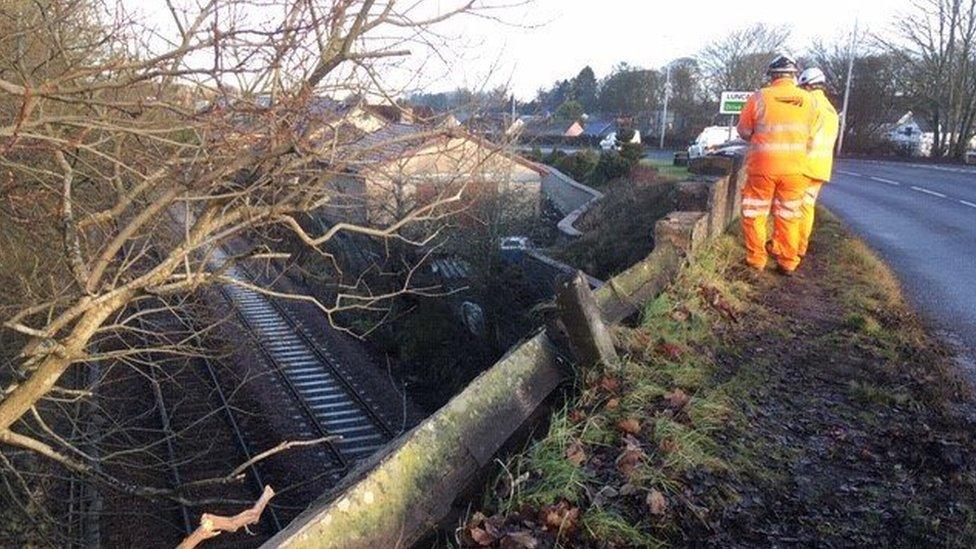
left=838, top=18, right=859, bottom=155
left=510, top=93, right=516, bottom=126
left=660, top=62, right=671, bottom=150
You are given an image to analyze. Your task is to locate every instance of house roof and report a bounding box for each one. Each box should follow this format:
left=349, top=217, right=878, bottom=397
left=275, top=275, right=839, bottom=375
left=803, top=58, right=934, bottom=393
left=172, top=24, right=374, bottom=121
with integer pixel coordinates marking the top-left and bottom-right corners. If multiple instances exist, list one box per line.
left=581, top=117, right=616, bottom=137
left=342, top=122, right=548, bottom=176
left=519, top=117, right=580, bottom=137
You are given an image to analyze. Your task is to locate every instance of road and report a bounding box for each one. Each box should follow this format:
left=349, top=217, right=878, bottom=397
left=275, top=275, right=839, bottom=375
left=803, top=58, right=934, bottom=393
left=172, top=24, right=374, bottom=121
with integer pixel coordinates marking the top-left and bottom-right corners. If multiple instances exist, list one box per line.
left=820, top=158, right=976, bottom=373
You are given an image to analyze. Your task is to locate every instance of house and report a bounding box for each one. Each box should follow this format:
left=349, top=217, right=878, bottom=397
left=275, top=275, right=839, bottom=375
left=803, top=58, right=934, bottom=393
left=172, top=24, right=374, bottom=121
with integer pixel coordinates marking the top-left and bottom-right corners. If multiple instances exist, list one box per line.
left=327, top=122, right=547, bottom=224
left=581, top=115, right=617, bottom=139
left=513, top=116, right=585, bottom=139
left=880, top=111, right=926, bottom=155
left=878, top=111, right=976, bottom=157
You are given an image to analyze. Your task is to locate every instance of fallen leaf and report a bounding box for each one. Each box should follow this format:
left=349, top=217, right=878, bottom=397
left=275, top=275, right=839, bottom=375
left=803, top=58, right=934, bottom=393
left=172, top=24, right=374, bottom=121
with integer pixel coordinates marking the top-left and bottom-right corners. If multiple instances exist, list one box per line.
left=616, top=449, right=643, bottom=477
left=568, top=409, right=587, bottom=423
left=659, top=438, right=679, bottom=455
left=664, top=388, right=690, bottom=409
left=616, top=418, right=642, bottom=435
left=500, top=531, right=540, bottom=549
left=600, top=376, right=622, bottom=393
left=539, top=501, right=580, bottom=533
left=565, top=441, right=587, bottom=467
left=700, top=284, right=738, bottom=322
left=468, top=526, right=494, bottom=546
left=605, top=397, right=620, bottom=411
left=646, top=489, right=668, bottom=515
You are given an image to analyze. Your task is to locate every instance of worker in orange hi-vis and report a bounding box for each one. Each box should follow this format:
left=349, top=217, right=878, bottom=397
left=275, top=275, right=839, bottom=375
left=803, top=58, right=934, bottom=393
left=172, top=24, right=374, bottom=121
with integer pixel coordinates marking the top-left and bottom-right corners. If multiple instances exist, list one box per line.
left=736, top=54, right=820, bottom=276
left=797, top=67, right=840, bottom=258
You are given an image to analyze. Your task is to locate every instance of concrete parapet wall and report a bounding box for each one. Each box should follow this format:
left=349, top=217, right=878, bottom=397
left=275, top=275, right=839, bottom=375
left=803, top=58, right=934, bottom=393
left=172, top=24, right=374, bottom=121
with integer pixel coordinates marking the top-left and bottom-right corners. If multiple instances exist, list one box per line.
left=265, top=334, right=563, bottom=549
left=539, top=166, right=603, bottom=237
left=265, top=165, right=742, bottom=549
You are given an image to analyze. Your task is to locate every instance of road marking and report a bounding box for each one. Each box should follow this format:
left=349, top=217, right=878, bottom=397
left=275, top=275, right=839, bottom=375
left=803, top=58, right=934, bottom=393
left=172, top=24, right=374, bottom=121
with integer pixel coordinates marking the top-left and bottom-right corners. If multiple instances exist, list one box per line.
left=959, top=200, right=976, bottom=209
left=869, top=176, right=902, bottom=186
left=837, top=170, right=863, bottom=177
left=910, top=185, right=947, bottom=198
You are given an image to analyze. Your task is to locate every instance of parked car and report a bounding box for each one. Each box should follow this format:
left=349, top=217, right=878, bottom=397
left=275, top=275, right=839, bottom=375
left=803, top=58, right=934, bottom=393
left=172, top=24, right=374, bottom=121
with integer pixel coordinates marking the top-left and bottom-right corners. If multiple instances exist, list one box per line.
left=500, top=236, right=532, bottom=265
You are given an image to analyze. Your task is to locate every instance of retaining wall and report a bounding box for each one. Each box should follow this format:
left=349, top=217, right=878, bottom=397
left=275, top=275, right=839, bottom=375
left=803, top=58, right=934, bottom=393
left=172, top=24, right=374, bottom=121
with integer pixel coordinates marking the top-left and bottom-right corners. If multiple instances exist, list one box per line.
left=263, top=161, right=744, bottom=549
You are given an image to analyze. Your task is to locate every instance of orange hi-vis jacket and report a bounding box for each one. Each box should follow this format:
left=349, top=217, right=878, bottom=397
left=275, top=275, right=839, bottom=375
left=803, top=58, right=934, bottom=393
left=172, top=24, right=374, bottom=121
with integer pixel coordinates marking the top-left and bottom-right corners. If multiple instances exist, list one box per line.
left=804, top=89, right=840, bottom=182
left=737, top=78, right=820, bottom=176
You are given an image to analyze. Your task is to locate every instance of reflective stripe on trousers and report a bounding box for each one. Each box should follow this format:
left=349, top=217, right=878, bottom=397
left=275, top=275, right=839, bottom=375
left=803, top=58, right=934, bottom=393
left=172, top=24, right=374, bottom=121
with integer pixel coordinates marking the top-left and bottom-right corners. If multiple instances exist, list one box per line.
left=742, top=173, right=810, bottom=271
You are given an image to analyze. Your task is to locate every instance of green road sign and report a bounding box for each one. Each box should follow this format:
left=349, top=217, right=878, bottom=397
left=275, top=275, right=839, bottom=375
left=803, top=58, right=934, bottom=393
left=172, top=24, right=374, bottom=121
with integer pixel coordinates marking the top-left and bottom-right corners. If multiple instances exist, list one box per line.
left=720, top=91, right=752, bottom=115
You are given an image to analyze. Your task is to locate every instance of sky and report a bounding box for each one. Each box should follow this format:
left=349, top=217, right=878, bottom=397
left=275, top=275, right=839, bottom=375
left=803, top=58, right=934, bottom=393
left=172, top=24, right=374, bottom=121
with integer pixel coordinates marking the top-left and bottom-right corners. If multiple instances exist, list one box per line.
left=127, top=0, right=909, bottom=101
left=423, top=0, right=906, bottom=99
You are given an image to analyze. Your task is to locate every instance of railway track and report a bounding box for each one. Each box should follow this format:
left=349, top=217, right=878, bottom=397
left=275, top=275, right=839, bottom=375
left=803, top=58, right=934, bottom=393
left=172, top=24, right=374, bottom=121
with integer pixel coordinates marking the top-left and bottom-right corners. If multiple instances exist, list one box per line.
left=64, top=241, right=393, bottom=546
left=215, top=254, right=393, bottom=463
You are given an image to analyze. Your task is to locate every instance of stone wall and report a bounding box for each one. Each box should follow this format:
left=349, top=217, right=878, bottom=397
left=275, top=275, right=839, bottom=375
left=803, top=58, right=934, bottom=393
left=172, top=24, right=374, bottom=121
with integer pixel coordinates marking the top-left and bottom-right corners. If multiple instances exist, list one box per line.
left=262, top=162, right=744, bottom=549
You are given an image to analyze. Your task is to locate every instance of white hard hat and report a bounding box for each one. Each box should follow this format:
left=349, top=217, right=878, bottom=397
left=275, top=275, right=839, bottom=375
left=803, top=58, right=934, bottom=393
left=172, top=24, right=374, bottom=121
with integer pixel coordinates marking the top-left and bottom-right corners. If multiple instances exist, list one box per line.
left=798, top=67, right=827, bottom=87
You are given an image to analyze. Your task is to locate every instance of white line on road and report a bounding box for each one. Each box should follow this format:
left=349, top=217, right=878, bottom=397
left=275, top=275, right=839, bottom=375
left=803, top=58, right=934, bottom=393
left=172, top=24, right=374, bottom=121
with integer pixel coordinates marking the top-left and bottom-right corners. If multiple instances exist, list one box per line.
left=910, top=185, right=947, bottom=198
left=869, top=176, right=902, bottom=186
left=837, top=170, right=863, bottom=177
left=959, top=200, right=976, bottom=209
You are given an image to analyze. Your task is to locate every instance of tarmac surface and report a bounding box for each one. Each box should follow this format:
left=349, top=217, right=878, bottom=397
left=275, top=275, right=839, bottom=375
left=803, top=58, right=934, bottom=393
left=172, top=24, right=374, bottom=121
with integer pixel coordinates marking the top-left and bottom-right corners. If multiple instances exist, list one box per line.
left=820, top=158, right=976, bottom=376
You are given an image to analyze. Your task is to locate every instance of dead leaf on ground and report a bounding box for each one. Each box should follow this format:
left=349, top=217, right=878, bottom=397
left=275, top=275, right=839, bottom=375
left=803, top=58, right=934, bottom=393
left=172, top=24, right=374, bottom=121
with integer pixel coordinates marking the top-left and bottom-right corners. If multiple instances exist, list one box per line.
left=616, top=448, right=643, bottom=477
left=600, top=376, right=622, bottom=393
left=699, top=284, right=738, bottom=322
left=605, top=397, right=620, bottom=411
left=646, top=489, right=669, bottom=515
left=565, top=441, right=587, bottom=467
left=664, top=388, right=691, bottom=409
left=466, top=526, right=494, bottom=547
left=539, top=501, right=580, bottom=534
left=616, top=418, right=642, bottom=435
left=659, top=438, right=679, bottom=455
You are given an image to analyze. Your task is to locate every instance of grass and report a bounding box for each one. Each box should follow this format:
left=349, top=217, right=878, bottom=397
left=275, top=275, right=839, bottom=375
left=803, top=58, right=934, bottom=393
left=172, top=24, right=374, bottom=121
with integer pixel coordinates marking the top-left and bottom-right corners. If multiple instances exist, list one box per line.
left=482, top=233, right=750, bottom=545
left=641, top=157, right=691, bottom=182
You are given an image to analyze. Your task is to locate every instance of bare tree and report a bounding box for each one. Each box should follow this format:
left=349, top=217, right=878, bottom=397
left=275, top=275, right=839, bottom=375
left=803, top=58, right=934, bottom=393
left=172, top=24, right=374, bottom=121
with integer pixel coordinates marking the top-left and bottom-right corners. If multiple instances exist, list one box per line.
left=0, top=0, right=528, bottom=543
left=881, top=0, right=976, bottom=159
left=697, top=23, right=792, bottom=97
left=806, top=39, right=909, bottom=152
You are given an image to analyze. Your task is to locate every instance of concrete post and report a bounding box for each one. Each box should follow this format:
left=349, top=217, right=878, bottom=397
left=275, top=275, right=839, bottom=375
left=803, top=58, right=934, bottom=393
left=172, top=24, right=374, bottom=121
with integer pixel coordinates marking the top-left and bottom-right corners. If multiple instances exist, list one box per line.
left=556, top=271, right=619, bottom=367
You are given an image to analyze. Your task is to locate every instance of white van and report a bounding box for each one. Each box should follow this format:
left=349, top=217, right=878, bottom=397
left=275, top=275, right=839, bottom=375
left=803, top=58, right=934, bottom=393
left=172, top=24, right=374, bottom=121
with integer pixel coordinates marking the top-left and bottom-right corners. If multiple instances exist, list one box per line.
left=688, top=126, right=738, bottom=158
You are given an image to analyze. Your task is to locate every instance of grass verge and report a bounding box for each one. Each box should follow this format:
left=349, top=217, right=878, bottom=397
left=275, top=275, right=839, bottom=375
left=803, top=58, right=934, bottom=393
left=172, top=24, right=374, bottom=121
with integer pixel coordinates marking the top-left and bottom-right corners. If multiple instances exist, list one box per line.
left=458, top=209, right=976, bottom=548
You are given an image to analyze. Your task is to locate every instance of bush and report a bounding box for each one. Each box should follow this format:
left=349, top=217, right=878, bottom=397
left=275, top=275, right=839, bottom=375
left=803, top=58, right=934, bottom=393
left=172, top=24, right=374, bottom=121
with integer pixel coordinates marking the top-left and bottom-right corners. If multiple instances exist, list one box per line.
left=543, top=148, right=567, bottom=166
left=555, top=148, right=599, bottom=182
left=620, top=141, right=644, bottom=166
left=525, top=145, right=544, bottom=162
left=589, top=150, right=632, bottom=185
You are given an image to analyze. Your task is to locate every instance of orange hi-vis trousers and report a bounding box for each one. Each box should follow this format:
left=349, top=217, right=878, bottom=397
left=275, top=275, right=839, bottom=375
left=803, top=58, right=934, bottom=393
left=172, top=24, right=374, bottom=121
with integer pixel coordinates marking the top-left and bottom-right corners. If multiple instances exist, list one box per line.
left=741, top=173, right=810, bottom=271
left=798, top=181, right=823, bottom=257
